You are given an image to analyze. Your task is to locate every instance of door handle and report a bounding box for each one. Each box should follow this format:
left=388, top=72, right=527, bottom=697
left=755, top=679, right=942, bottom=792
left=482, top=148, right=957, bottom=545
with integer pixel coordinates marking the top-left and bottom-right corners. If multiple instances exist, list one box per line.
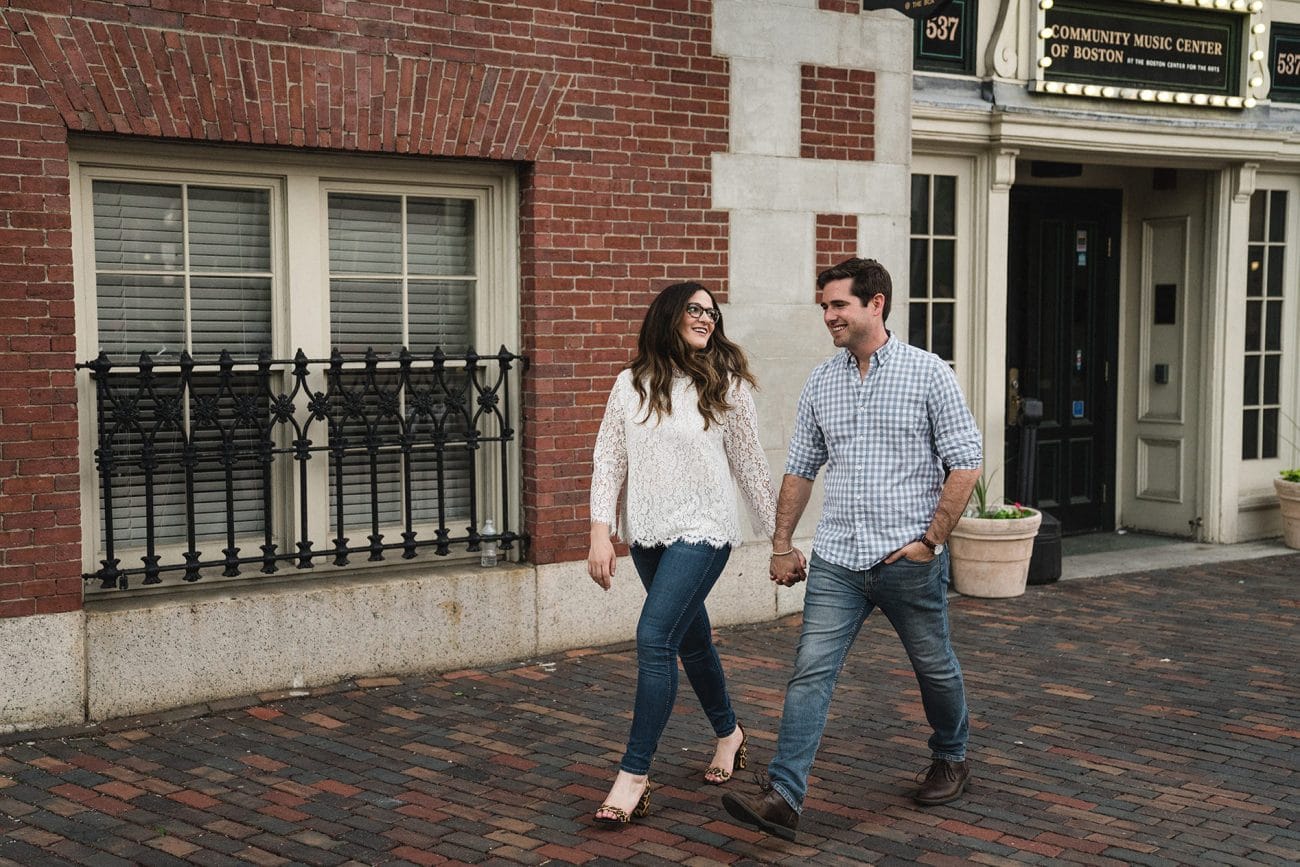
left=1007, top=367, right=1022, bottom=427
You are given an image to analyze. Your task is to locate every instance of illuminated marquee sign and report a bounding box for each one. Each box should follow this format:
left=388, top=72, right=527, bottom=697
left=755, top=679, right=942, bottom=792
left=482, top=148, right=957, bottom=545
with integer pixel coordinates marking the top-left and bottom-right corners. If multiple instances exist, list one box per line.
left=1033, top=0, right=1269, bottom=109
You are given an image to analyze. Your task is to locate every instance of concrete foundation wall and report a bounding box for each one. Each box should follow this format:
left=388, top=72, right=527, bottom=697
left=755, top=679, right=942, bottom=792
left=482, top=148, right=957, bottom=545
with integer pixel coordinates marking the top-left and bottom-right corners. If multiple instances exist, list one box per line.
left=75, top=544, right=809, bottom=724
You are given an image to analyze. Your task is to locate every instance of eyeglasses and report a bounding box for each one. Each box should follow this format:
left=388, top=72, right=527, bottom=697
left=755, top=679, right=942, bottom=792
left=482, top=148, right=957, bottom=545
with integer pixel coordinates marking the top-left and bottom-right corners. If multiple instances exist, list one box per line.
left=685, top=302, right=721, bottom=323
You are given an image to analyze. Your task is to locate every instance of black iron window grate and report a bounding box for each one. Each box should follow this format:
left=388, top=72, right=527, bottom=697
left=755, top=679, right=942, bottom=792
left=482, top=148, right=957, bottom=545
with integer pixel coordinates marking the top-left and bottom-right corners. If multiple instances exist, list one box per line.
left=78, top=347, right=527, bottom=590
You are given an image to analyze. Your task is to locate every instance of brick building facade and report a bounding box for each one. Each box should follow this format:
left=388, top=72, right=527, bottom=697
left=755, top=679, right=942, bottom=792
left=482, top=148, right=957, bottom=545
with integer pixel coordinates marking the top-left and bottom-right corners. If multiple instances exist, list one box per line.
left=0, top=1, right=911, bottom=730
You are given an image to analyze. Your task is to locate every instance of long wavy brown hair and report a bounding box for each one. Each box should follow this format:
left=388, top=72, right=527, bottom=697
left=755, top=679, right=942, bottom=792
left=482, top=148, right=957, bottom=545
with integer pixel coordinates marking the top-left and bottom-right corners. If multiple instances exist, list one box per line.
left=627, top=282, right=756, bottom=429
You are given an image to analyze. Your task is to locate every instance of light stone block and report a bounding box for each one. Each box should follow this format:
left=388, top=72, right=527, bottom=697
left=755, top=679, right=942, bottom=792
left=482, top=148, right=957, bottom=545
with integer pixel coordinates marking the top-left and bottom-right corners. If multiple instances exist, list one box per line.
left=0, top=611, right=84, bottom=733
left=730, top=59, right=801, bottom=157
left=846, top=13, right=915, bottom=71
left=872, top=70, right=913, bottom=166
left=727, top=213, right=815, bottom=302
left=86, top=564, right=537, bottom=721
left=535, top=558, right=642, bottom=656
left=713, top=154, right=908, bottom=215
left=715, top=1, right=913, bottom=70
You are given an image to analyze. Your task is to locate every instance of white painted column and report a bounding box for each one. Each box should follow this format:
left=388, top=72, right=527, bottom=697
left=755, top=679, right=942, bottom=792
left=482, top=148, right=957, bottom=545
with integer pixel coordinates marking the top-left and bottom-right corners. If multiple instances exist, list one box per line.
left=972, top=148, right=1018, bottom=502
left=1200, top=164, right=1256, bottom=543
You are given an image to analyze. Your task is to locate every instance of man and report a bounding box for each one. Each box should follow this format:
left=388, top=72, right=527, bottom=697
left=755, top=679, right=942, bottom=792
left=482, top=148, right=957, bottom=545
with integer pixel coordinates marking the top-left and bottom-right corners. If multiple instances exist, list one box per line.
left=721, top=258, right=983, bottom=841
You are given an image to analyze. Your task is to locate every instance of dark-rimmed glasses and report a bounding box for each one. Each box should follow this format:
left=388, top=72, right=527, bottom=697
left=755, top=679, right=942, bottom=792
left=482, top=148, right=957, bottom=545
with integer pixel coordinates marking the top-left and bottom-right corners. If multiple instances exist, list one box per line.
left=685, top=302, right=721, bottom=323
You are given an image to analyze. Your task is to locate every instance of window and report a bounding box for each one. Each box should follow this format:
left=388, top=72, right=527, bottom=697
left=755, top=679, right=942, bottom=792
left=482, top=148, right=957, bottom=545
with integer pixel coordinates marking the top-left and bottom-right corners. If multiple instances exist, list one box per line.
left=909, top=173, right=958, bottom=365
left=1242, top=189, right=1286, bottom=460
left=75, top=146, right=520, bottom=591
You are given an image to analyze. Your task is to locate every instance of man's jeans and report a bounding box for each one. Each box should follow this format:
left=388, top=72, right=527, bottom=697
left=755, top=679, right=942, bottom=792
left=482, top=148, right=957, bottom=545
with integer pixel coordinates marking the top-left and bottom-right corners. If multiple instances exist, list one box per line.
left=768, top=550, right=968, bottom=810
left=621, top=540, right=736, bottom=775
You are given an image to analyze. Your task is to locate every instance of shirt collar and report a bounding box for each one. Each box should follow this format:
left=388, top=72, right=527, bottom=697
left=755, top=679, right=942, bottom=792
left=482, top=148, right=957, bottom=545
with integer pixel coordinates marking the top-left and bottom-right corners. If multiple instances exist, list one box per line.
left=840, top=331, right=897, bottom=371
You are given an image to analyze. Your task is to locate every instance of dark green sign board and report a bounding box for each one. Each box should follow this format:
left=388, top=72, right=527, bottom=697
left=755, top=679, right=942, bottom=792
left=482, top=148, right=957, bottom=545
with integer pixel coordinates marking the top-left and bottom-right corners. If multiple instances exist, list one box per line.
left=1271, top=24, right=1300, bottom=103
left=1042, top=0, right=1242, bottom=95
left=913, top=0, right=975, bottom=75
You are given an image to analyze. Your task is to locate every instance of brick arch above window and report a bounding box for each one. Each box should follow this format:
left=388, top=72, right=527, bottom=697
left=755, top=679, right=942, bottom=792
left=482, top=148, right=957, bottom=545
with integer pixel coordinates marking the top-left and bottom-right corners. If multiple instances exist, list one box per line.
left=7, top=14, right=570, bottom=161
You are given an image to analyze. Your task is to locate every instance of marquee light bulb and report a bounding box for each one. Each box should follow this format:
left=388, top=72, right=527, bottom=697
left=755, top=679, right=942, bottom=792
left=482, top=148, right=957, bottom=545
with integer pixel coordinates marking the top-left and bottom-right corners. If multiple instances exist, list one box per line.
left=1249, top=75, right=1264, bottom=87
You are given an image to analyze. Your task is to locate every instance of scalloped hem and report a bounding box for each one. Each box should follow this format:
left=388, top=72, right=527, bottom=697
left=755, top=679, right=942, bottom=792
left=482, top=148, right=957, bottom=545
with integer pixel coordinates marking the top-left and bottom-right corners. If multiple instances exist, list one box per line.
left=629, top=534, right=735, bottom=550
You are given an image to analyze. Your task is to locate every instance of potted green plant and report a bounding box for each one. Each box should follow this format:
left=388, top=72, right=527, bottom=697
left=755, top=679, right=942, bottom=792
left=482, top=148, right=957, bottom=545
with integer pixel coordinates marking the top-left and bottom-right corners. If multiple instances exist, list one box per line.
left=948, top=475, right=1042, bottom=598
left=1274, top=414, right=1300, bottom=550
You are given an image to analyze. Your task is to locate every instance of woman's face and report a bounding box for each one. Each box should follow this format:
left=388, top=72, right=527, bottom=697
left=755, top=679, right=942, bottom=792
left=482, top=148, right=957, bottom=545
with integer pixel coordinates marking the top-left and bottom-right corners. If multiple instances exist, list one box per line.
left=678, top=289, right=719, bottom=352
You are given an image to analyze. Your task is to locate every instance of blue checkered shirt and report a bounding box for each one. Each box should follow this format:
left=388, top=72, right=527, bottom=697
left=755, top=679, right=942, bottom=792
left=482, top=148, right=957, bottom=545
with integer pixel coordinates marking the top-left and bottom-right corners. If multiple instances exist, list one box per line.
left=786, top=335, right=983, bottom=571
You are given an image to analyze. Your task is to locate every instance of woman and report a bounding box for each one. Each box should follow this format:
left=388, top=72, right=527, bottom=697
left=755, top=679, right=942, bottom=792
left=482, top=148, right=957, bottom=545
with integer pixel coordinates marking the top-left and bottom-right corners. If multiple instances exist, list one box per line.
left=588, top=281, right=778, bottom=826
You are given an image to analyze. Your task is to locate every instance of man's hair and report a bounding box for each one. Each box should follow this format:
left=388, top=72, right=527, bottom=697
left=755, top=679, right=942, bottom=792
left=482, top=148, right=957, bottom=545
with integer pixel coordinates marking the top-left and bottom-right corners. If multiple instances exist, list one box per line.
left=816, top=257, right=893, bottom=321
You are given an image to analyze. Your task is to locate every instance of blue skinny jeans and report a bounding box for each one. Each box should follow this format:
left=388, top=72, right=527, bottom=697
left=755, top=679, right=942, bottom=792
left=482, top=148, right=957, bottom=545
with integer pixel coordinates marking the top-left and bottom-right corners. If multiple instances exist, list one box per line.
left=619, top=540, right=737, bottom=776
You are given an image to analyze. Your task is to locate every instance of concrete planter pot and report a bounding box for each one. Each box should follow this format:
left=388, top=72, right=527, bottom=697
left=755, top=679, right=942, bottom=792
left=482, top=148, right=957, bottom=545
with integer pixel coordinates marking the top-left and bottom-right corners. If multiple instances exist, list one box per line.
left=948, top=510, right=1043, bottom=599
left=1274, top=478, right=1300, bottom=550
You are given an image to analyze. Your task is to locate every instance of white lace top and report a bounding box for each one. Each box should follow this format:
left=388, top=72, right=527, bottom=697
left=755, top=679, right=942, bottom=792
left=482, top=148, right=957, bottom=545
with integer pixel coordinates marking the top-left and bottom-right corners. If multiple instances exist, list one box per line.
left=590, top=369, right=777, bottom=548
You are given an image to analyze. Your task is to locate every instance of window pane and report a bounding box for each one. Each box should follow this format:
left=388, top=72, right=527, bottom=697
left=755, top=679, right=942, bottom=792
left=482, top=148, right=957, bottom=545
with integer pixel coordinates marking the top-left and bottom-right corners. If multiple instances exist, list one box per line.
left=909, top=303, right=928, bottom=349
left=330, top=194, right=402, bottom=274
left=331, top=279, right=403, bottom=354
left=932, top=302, right=954, bottom=362
left=1242, top=355, right=1260, bottom=405
left=1262, top=408, right=1279, bottom=459
left=408, top=198, right=475, bottom=276
left=1263, top=355, right=1280, bottom=405
left=932, top=239, right=955, bottom=299
left=93, top=181, right=184, bottom=271
left=1246, top=246, right=1264, bottom=296
left=1249, top=190, right=1266, bottom=242
left=97, top=274, right=186, bottom=358
left=910, top=174, right=930, bottom=235
left=1266, top=248, right=1284, bottom=297
left=1242, top=409, right=1258, bottom=459
left=188, top=187, right=271, bottom=272
left=1244, top=300, right=1261, bottom=351
left=910, top=238, right=928, bottom=299
left=1265, top=300, right=1282, bottom=351
left=191, top=276, right=273, bottom=357
left=409, top=280, right=472, bottom=354
left=1268, top=190, right=1287, bottom=243
left=934, top=175, right=956, bottom=236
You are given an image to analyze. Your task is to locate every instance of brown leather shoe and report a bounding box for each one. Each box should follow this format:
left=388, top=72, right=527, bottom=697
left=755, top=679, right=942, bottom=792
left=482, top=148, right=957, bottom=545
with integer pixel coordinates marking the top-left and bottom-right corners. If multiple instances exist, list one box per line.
left=721, top=781, right=799, bottom=841
left=913, top=758, right=970, bottom=806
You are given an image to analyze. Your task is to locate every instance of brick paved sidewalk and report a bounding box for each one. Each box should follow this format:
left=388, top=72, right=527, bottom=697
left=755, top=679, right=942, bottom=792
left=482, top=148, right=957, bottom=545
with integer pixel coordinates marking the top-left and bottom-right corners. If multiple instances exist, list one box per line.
left=1, top=554, right=1297, bottom=866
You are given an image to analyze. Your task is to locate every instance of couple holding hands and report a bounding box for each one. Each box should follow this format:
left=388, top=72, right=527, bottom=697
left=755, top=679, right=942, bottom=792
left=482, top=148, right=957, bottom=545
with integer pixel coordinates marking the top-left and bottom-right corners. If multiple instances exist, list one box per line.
left=587, top=258, right=984, bottom=841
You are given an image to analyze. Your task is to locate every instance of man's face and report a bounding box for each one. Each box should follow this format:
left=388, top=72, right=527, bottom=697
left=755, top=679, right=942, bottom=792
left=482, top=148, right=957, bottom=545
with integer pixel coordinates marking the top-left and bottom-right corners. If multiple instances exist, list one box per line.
left=819, top=276, right=882, bottom=349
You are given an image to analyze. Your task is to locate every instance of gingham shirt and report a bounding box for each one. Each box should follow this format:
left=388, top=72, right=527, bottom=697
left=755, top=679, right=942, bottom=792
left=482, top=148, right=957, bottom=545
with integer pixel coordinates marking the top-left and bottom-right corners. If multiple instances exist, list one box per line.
left=786, top=335, right=983, bottom=571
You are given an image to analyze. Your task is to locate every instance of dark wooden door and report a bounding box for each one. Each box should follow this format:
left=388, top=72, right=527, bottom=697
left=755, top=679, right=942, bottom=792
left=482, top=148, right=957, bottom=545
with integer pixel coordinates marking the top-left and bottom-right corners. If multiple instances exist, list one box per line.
left=1006, top=187, right=1121, bottom=534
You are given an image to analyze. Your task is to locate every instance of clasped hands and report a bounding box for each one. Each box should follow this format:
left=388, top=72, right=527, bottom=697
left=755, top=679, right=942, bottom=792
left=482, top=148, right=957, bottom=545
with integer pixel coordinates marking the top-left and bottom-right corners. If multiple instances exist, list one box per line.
left=769, top=548, right=807, bottom=586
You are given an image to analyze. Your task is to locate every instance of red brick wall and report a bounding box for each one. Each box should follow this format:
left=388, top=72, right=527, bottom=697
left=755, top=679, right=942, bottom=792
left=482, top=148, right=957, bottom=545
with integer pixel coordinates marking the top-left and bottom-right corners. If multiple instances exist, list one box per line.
left=0, top=21, right=82, bottom=617
left=801, top=64, right=875, bottom=162
left=816, top=214, right=860, bottom=279
left=0, top=0, right=731, bottom=611
left=818, top=0, right=860, bottom=13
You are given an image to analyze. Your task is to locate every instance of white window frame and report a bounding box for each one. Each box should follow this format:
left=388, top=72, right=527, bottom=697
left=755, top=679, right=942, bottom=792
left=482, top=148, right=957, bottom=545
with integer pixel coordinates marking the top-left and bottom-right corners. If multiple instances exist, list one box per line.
left=72, top=141, right=521, bottom=591
left=909, top=154, right=976, bottom=391
left=1239, top=174, right=1300, bottom=493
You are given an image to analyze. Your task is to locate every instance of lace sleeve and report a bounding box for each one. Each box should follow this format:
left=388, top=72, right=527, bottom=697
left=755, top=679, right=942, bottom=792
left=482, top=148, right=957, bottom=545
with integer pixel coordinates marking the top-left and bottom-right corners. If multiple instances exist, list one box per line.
left=724, top=379, right=777, bottom=539
left=590, top=375, right=628, bottom=527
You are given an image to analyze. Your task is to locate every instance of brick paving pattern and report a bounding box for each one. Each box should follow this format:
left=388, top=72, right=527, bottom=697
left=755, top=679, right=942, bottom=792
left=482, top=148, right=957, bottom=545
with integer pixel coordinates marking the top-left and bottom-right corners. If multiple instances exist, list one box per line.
left=1, top=553, right=1297, bottom=865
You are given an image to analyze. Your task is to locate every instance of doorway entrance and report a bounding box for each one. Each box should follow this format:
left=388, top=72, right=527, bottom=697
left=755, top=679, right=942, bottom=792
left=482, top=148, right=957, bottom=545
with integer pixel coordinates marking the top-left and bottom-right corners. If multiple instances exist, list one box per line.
left=1006, top=187, right=1121, bottom=535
